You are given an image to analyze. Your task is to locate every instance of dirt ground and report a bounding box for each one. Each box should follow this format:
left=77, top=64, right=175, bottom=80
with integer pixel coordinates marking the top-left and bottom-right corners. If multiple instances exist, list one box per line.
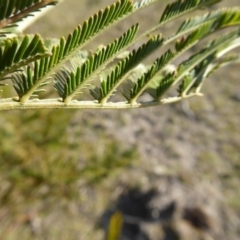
left=1, top=0, right=240, bottom=239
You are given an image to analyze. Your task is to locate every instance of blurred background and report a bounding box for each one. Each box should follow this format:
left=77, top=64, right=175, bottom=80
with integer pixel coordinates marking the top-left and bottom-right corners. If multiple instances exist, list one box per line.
left=0, top=0, right=240, bottom=239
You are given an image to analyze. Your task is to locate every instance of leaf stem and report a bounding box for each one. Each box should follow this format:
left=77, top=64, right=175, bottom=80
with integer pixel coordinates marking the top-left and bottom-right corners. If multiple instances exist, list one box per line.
left=0, top=93, right=202, bottom=110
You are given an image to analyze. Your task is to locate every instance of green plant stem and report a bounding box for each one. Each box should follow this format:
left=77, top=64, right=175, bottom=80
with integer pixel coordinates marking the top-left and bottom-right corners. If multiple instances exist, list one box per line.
left=0, top=93, right=202, bottom=110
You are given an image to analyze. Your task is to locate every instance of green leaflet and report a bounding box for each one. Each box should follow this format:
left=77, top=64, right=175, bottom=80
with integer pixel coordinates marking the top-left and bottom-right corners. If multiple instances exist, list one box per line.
left=181, top=39, right=240, bottom=96
left=12, top=0, right=134, bottom=103
left=172, top=29, right=240, bottom=96
left=178, top=74, right=193, bottom=95
left=125, top=50, right=175, bottom=103
left=55, top=24, right=139, bottom=103
left=0, top=34, right=49, bottom=79
left=91, top=35, right=164, bottom=104
left=134, top=0, right=160, bottom=9
left=12, top=62, right=50, bottom=98
left=124, top=16, right=240, bottom=103
left=135, top=0, right=222, bottom=40
left=166, top=8, right=240, bottom=45
left=124, top=23, right=212, bottom=103
left=176, top=8, right=240, bottom=35
left=178, top=29, right=240, bottom=79
left=147, top=73, right=176, bottom=100
left=175, top=10, right=240, bottom=51
left=163, top=36, right=240, bottom=99
left=10, top=0, right=233, bottom=103
left=159, top=0, right=222, bottom=23
left=193, top=53, right=240, bottom=93
left=53, top=0, right=134, bottom=56
left=0, top=0, right=240, bottom=110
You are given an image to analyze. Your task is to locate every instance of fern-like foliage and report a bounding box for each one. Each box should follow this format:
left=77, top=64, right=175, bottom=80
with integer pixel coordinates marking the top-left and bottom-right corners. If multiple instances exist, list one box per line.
left=91, top=35, right=164, bottom=104
left=124, top=50, right=175, bottom=103
left=0, top=34, right=50, bottom=79
left=12, top=0, right=134, bottom=103
left=12, top=60, right=50, bottom=98
left=0, top=0, right=239, bottom=110
left=55, top=24, right=139, bottom=103
left=159, top=0, right=221, bottom=23
left=177, top=30, right=240, bottom=95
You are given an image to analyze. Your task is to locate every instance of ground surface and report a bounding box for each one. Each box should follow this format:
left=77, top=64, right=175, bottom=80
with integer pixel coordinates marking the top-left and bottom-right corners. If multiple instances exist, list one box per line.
left=0, top=0, right=240, bottom=239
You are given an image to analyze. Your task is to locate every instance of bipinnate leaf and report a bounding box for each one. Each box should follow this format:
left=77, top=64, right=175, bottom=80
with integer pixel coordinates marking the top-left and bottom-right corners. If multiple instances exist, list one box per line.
left=0, top=0, right=240, bottom=110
